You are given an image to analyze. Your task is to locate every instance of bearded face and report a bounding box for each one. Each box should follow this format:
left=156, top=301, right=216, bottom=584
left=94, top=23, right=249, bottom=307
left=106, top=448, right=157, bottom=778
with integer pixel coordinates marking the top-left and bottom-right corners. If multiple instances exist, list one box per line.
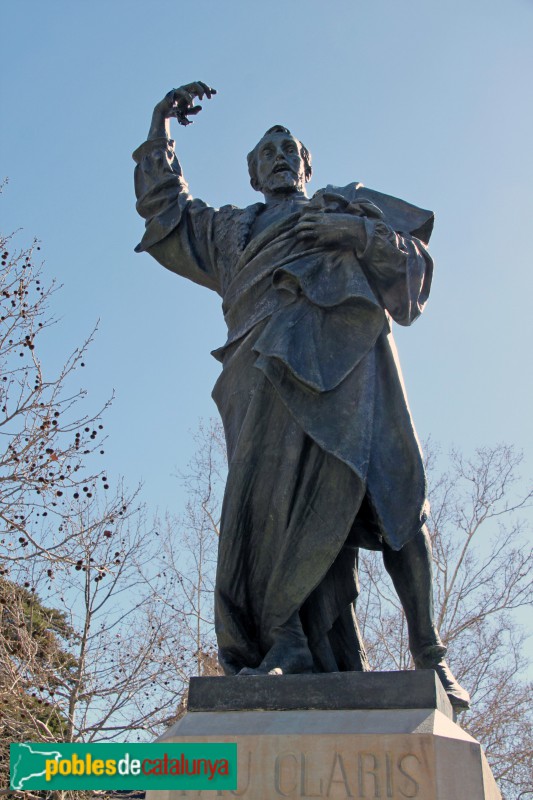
left=254, top=132, right=307, bottom=197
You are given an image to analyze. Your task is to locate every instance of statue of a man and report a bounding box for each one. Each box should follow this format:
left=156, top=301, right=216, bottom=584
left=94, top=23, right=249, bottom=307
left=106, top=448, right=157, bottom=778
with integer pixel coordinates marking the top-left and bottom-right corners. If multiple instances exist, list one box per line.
left=133, top=82, right=470, bottom=709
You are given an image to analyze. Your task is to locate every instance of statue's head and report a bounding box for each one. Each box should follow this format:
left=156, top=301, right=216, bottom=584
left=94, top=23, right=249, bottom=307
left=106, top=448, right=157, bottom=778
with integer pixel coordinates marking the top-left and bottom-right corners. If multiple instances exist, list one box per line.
left=247, top=125, right=312, bottom=197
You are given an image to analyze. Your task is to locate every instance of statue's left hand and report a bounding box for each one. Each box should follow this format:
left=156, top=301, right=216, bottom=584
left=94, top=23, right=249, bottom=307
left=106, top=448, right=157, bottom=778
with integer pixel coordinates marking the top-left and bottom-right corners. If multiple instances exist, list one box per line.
left=294, top=211, right=366, bottom=251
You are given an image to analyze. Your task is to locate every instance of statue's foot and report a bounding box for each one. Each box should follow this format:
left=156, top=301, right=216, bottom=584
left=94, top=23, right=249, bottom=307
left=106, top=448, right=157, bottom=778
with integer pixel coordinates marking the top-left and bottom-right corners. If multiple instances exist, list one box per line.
left=415, top=652, right=470, bottom=710
left=237, top=642, right=314, bottom=677
left=237, top=648, right=313, bottom=676
left=237, top=611, right=314, bottom=676
left=238, top=666, right=284, bottom=676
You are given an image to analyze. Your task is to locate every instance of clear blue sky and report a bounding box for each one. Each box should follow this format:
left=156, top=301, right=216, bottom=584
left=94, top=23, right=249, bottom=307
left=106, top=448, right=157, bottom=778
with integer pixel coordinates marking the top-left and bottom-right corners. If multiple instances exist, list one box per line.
left=1, top=0, right=532, bottom=520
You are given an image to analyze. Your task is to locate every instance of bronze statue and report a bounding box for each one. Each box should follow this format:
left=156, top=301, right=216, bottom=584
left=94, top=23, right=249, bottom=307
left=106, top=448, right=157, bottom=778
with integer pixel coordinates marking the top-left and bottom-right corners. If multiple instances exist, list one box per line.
left=133, top=82, right=470, bottom=709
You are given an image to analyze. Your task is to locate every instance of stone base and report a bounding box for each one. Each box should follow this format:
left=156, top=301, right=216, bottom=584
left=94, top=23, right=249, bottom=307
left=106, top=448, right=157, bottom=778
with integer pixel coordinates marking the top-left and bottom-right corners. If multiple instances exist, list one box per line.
left=146, top=672, right=501, bottom=800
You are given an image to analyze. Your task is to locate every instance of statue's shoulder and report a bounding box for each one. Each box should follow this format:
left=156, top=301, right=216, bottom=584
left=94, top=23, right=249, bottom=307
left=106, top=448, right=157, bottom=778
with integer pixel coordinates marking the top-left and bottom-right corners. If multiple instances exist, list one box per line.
left=318, top=183, right=434, bottom=245
left=317, top=182, right=364, bottom=201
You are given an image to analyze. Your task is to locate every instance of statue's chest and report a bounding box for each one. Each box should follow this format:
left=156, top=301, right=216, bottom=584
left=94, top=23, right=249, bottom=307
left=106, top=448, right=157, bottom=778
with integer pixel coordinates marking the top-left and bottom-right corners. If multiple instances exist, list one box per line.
left=250, top=198, right=309, bottom=239
left=213, top=204, right=261, bottom=292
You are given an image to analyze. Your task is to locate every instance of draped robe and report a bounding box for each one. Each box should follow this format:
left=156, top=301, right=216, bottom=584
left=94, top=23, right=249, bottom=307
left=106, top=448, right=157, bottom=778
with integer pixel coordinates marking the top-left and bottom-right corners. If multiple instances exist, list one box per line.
left=133, top=137, right=435, bottom=674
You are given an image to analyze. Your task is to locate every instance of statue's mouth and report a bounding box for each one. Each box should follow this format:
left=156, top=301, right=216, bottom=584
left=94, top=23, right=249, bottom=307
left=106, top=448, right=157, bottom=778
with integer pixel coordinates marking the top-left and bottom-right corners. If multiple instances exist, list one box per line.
left=273, top=163, right=292, bottom=174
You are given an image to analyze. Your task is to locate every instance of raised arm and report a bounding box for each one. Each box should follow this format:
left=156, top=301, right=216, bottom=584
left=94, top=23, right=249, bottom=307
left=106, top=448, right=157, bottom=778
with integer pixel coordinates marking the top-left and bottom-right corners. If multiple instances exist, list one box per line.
left=133, top=83, right=222, bottom=293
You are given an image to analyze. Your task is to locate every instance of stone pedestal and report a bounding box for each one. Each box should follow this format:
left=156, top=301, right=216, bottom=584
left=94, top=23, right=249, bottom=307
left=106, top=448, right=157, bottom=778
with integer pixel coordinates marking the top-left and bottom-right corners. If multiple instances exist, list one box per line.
left=146, top=671, right=501, bottom=800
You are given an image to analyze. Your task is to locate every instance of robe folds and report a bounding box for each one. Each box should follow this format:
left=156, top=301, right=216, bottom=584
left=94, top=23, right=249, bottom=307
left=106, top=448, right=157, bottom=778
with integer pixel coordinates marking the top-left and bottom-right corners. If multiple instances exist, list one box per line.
left=133, top=137, right=435, bottom=673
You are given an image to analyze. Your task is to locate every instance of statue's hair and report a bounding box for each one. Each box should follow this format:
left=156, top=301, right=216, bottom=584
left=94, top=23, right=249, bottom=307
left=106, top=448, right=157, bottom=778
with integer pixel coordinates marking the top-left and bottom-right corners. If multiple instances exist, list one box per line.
left=247, top=125, right=312, bottom=192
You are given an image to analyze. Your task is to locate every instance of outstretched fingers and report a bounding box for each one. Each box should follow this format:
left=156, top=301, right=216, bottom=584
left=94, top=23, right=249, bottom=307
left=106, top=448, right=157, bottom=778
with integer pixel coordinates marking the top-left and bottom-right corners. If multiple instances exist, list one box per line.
left=184, top=81, right=217, bottom=101
left=168, top=82, right=217, bottom=125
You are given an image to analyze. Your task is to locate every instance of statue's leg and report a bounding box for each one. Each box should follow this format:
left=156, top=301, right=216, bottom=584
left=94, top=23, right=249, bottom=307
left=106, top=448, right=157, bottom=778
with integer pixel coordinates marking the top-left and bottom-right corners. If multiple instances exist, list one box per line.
left=382, top=527, right=471, bottom=709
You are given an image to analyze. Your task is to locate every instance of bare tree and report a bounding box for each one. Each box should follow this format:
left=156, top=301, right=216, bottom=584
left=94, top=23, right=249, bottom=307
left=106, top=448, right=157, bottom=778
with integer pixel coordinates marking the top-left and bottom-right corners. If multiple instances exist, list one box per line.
left=32, top=489, right=189, bottom=743
left=358, top=443, right=532, bottom=800
left=155, top=420, right=225, bottom=682
left=0, top=222, right=194, bottom=795
left=1, top=228, right=110, bottom=569
left=1, top=483, right=203, bottom=798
